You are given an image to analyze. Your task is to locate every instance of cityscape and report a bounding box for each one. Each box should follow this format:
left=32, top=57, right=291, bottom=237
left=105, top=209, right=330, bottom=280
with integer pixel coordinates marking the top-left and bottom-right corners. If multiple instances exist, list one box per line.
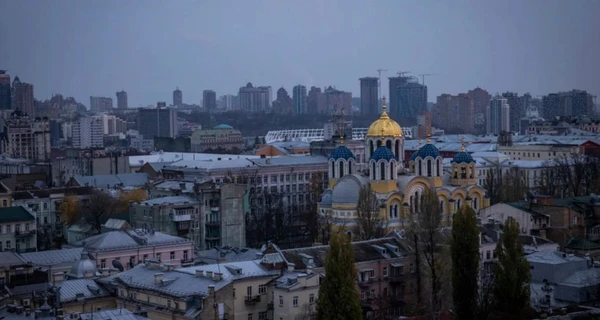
left=1, top=1, right=600, bottom=320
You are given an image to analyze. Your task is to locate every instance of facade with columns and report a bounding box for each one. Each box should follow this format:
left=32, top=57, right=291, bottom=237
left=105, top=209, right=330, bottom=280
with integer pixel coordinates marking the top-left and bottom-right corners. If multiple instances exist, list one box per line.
left=319, top=98, right=490, bottom=237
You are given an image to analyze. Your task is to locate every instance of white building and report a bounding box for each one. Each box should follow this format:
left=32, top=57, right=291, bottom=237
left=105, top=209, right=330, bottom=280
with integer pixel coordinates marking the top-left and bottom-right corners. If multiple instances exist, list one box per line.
left=72, top=116, right=104, bottom=149
left=486, top=96, right=510, bottom=134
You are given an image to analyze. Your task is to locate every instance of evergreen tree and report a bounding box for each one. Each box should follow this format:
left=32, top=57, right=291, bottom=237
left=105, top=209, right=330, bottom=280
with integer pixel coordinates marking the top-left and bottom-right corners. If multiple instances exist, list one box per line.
left=451, top=205, right=480, bottom=320
left=317, top=233, right=362, bottom=320
left=492, top=218, right=531, bottom=314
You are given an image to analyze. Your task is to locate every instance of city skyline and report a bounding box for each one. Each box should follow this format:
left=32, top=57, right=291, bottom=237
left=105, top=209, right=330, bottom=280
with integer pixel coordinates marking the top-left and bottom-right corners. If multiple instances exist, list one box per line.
left=1, top=0, right=598, bottom=107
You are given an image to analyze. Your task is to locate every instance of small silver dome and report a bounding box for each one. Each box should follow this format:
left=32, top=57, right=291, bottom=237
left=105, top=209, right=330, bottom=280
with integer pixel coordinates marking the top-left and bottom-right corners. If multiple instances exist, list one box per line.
left=331, top=175, right=368, bottom=204
left=68, top=251, right=97, bottom=279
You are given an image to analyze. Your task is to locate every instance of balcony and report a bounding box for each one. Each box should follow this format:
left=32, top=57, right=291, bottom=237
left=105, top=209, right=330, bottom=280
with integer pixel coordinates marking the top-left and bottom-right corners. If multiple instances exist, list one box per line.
left=388, top=274, right=405, bottom=284
left=244, top=295, right=261, bottom=305
left=180, top=258, right=194, bottom=266
left=358, top=279, right=373, bottom=288
left=360, top=298, right=373, bottom=307
left=210, top=207, right=219, bottom=212
left=206, top=220, right=220, bottom=226
left=171, top=210, right=191, bottom=222
left=15, top=230, right=36, bottom=238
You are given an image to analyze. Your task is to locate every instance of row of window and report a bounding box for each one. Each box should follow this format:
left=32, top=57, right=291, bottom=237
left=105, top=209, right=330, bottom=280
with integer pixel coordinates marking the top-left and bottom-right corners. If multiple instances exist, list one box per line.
left=0, top=223, right=32, bottom=234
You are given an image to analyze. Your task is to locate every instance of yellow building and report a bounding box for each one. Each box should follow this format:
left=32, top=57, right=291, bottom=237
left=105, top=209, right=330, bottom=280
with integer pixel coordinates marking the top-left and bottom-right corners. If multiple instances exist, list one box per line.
left=319, top=97, right=490, bottom=237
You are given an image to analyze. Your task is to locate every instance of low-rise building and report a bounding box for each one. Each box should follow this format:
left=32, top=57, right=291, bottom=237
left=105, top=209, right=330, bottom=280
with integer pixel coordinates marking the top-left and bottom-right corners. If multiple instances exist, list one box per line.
left=68, top=229, right=194, bottom=270
left=66, top=173, right=149, bottom=189
left=57, top=278, right=116, bottom=314
left=19, top=247, right=85, bottom=283
left=190, top=124, right=244, bottom=152
left=0, top=206, right=37, bottom=253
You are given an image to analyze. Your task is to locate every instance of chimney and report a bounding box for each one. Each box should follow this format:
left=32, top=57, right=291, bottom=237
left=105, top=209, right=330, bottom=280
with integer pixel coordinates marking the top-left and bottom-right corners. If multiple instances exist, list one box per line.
left=208, top=285, right=215, bottom=297
left=206, top=271, right=213, bottom=279
left=255, top=252, right=263, bottom=259
left=214, top=272, right=223, bottom=281
left=195, top=270, right=204, bottom=278
left=306, top=266, right=313, bottom=275
left=266, top=158, right=271, bottom=165
left=154, top=273, right=164, bottom=284
left=287, top=263, right=295, bottom=272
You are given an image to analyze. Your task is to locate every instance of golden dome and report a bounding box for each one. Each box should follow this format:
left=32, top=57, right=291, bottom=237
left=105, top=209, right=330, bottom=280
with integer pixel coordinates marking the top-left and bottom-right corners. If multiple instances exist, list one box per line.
left=366, top=97, right=403, bottom=138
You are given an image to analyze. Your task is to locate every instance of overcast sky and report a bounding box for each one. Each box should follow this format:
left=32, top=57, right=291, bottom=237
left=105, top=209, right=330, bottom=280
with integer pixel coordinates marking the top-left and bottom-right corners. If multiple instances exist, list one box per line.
left=1, top=0, right=598, bottom=107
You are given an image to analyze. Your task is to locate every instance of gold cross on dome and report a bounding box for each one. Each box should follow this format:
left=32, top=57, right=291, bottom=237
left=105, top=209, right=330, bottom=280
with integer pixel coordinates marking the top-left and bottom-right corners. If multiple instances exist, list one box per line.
left=381, top=127, right=385, bottom=139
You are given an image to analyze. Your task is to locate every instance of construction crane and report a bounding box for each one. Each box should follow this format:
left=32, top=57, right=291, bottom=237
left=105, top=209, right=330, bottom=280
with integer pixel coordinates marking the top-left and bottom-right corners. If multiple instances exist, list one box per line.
left=418, top=73, right=438, bottom=86
left=397, top=71, right=411, bottom=77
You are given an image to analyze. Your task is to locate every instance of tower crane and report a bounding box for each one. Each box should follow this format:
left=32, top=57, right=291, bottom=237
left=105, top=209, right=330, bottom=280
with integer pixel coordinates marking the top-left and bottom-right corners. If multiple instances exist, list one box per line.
left=397, top=71, right=411, bottom=77
left=418, top=73, right=438, bottom=86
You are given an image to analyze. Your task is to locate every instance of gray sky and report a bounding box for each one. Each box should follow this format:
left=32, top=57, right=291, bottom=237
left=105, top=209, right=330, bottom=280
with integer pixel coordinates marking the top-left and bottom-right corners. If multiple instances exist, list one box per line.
left=1, top=0, right=598, bottom=107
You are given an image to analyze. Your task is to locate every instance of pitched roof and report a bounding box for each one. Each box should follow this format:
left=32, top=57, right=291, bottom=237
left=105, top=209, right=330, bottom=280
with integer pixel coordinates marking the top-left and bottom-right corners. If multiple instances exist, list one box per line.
left=57, top=278, right=110, bottom=303
left=0, top=252, right=25, bottom=267
left=73, top=173, right=149, bottom=188
left=74, top=229, right=191, bottom=253
left=19, top=247, right=84, bottom=266
left=0, top=206, right=35, bottom=223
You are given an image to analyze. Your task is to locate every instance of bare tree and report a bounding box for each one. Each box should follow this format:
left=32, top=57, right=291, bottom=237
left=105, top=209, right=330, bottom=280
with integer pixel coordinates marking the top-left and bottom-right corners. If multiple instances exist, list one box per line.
left=295, top=303, right=316, bottom=320
left=406, top=187, right=449, bottom=316
left=356, top=184, right=386, bottom=240
left=502, top=167, right=528, bottom=202
left=537, top=154, right=600, bottom=197
left=476, top=268, right=496, bottom=320
left=302, top=173, right=325, bottom=244
left=83, top=190, right=118, bottom=233
left=484, top=165, right=503, bottom=205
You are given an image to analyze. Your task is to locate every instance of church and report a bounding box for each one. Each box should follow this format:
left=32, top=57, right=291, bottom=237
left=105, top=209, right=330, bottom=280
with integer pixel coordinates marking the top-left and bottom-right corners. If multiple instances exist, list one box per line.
left=318, top=98, right=490, bottom=236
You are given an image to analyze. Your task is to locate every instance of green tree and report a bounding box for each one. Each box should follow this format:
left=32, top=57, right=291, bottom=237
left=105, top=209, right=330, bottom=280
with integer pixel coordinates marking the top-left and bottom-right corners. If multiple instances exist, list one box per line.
left=492, top=218, right=531, bottom=315
left=317, top=233, right=362, bottom=320
left=451, top=205, right=480, bottom=320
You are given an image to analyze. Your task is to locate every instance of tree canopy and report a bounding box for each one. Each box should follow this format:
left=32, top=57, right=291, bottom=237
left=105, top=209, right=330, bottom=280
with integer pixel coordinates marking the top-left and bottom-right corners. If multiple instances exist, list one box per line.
left=317, top=233, right=362, bottom=320
left=451, top=205, right=480, bottom=320
left=492, top=218, right=531, bottom=315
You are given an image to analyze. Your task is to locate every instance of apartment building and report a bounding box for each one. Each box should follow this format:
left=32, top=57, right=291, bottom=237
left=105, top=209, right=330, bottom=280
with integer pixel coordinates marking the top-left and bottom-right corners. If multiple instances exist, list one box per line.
left=279, top=235, right=418, bottom=318
left=148, top=180, right=247, bottom=249
left=272, top=269, right=320, bottom=320
left=0, top=206, right=37, bottom=253
left=190, top=124, right=244, bottom=152
left=2, top=110, right=51, bottom=161
left=72, top=116, right=104, bottom=149
left=130, top=196, right=203, bottom=248
left=51, top=149, right=131, bottom=186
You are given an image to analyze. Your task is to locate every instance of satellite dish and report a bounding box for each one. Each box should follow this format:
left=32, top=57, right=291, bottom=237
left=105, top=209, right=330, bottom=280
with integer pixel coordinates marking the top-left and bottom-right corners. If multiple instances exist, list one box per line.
left=112, top=259, right=124, bottom=272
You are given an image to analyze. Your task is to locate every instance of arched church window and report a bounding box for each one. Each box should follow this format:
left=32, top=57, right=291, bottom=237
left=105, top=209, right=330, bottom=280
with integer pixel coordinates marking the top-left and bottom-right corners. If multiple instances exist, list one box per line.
left=369, top=140, right=374, bottom=156
left=372, top=162, right=376, bottom=180
left=386, top=140, right=392, bottom=150
left=395, top=140, right=400, bottom=160
left=457, top=199, right=461, bottom=209
left=415, top=191, right=420, bottom=213
left=390, top=162, right=395, bottom=180
left=439, top=200, right=444, bottom=213
left=427, top=159, right=432, bottom=177
left=453, top=168, right=458, bottom=179
left=339, top=161, right=344, bottom=178
left=380, top=162, right=386, bottom=181
left=473, top=197, right=478, bottom=210
left=437, top=159, right=441, bottom=176
left=418, top=160, right=422, bottom=176
left=331, top=161, right=335, bottom=178
left=409, top=196, right=414, bottom=213
left=348, top=161, right=353, bottom=174
left=377, top=140, right=382, bottom=148
left=461, top=167, right=467, bottom=179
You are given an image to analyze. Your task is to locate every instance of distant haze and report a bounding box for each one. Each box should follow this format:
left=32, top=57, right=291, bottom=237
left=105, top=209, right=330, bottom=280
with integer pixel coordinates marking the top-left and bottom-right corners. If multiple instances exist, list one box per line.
left=1, top=0, right=598, bottom=106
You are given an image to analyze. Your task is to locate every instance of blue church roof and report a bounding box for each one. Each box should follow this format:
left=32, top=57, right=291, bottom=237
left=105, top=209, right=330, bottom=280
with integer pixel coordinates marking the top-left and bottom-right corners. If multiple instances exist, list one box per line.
left=414, top=143, right=441, bottom=159
left=214, top=124, right=233, bottom=129
left=371, top=146, right=395, bottom=161
left=409, top=151, right=418, bottom=161
left=330, top=145, right=356, bottom=161
left=452, top=151, right=475, bottom=164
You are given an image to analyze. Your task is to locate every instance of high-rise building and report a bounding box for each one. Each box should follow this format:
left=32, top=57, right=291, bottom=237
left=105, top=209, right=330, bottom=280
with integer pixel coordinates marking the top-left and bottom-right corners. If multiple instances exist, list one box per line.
left=238, top=83, right=271, bottom=112
left=2, top=110, right=50, bottom=161
left=100, top=114, right=127, bottom=134
left=395, top=79, right=427, bottom=119
left=317, top=86, right=352, bottom=114
left=116, top=90, right=128, bottom=109
left=388, top=76, right=409, bottom=117
left=137, top=107, right=177, bottom=139
left=292, top=85, right=307, bottom=114
left=502, top=92, right=523, bottom=133
left=486, top=96, right=510, bottom=135
left=72, top=116, right=104, bottom=149
left=219, top=95, right=238, bottom=111
left=542, top=90, right=594, bottom=120
left=466, top=87, right=490, bottom=134
left=90, top=96, right=113, bottom=112
left=12, top=77, right=35, bottom=117
left=272, top=87, right=294, bottom=114
left=307, top=86, right=321, bottom=114
left=0, top=70, right=11, bottom=110
left=203, top=90, right=217, bottom=112
left=433, top=93, right=475, bottom=134
left=359, top=77, right=378, bottom=116
left=173, top=87, right=183, bottom=106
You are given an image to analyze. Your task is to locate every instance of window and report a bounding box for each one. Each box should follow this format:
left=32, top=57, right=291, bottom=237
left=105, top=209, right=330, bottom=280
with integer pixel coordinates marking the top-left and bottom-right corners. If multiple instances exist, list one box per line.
left=167, top=300, right=172, bottom=308
left=156, top=253, right=161, bottom=260
left=293, top=296, right=298, bottom=307
left=183, top=250, right=189, bottom=261
left=258, top=312, right=267, bottom=320
left=279, top=295, right=283, bottom=306
left=309, top=293, right=315, bottom=304
left=247, top=314, right=253, bottom=320
left=409, top=263, right=414, bottom=273
left=258, top=284, right=267, bottom=295
left=247, top=286, right=252, bottom=296
left=143, top=254, right=148, bottom=261
left=2, top=200, right=6, bottom=207
left=572, top=216, right=578, bottom=225
left=486, top=251, right=491, bottom=260
left=170, top=251, right=175, bottom=260
left=383, top=267, right=388, bottom=277
left=100, top=259, right=106, bottom=268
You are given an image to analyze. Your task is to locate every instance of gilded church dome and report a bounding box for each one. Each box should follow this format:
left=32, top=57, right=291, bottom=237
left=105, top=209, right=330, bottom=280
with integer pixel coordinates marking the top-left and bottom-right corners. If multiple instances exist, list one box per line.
left=366, top=97, right=403, bottom=138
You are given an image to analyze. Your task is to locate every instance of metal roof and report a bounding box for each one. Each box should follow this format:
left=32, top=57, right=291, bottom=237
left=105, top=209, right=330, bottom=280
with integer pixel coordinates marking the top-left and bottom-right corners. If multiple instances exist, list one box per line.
left=57, top=278, right=109, bottom=303
left=19, top=247, right=84, bottom=266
